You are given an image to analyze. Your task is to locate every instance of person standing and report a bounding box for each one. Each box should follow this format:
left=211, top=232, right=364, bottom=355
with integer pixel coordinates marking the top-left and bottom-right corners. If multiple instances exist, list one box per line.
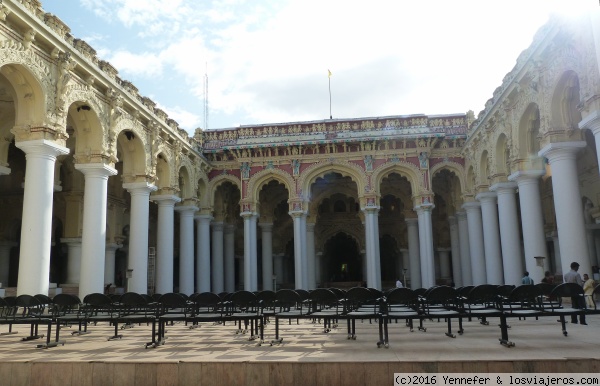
left=521, top=271, right=534, bottom=285
left=395, top=278, right=403, bottom=288
left=583, top=273, right=596, bottom=309
left=563, top=262, right=587, bottom=325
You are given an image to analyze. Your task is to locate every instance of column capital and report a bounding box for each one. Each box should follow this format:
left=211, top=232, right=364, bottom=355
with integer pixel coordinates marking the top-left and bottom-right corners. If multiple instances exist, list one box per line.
left=448, top=215, right=457, bottom=225
left=105, top=243, right=123, bottom=252
left=288, top=210, right=307, bottom=218
left=579, top=109, right=600, bottom=133
left=224, top=223, right=236, bottom=233
left=508, top=170, right=545, bottom=182
left=60, top=237, right=82, bottom=245
left=490, top=181, right=517, bottom=193
left=74, top=163, right=117, bottom=178
left=306, top=222, right=316, bottom=232
left=175, top=204, right=199, bottom=214
left=16, top=139, right=70, bottom=158
left=405, top=217, right=419, bottom=225
left=195, top=213, right=213, bottom=221
left=211, top=221, right=225, bottom=231
left=475, top=191, right=497, bottom=203
left=123, top=182, right=158, bottom=195
left=455, top=210, right=467, bottom=220
left=362, top=206, right=380, bottom=214
left=462, top=201, right=481, bottom=211
left=414, top=203, right=435, bottom=213
left=151, top=194, right=181, bottom=206
left=258, top=222, right=274, bottom=231
left=241, top=211, right=258, bottom=218
left=538, top=141, right=586, bottom=162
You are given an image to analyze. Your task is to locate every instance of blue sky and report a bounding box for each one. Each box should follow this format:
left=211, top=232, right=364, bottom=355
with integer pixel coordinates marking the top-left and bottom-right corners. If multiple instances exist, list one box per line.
left=40, top=0, right=592, bottom=135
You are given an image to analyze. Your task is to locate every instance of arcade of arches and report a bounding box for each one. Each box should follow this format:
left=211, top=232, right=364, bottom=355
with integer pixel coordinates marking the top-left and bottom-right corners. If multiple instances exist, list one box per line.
left=2, top=1, right=600, bottom=299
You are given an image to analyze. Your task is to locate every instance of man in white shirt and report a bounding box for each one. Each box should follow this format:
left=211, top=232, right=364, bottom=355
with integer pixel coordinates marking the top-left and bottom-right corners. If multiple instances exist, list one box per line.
left=396, top=278, right=403, bottom=288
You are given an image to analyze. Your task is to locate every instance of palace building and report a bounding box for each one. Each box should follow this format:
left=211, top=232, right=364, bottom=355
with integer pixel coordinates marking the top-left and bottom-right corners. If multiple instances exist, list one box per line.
left=1, top=0, right=600, bottom=299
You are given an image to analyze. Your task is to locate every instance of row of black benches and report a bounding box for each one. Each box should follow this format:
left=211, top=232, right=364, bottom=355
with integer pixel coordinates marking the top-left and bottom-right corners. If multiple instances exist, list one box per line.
left=0, top=283, right=598, bottom=349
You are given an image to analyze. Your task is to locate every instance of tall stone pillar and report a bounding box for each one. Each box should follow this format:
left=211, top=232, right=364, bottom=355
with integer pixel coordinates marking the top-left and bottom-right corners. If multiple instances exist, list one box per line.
left=509, top=170, right=548, bottom=283
left=476, top=192, right=504, bottom=284
left=306, top=222, right=316, bottom=290
left=195, top=214, right=212, bottom=293
left=242, top=212, right=258, bottom=291
left=550, top=231, right=563, bottom=275
left=491, top=182, right=523, bottom=286
left=406, top=218, right=421, bottom=289
left=0, top=241, right=16, bottom=287
left=176, top=205, right=198, bottom=295
left=289, top=211, right=307, bottom=290
left=75, top=163, right=117, bottom=298
left=259, top=223, right=274, bottom=291
left=61, top=238, right=82, bottom=285
left=456, top=211, right=473, bottom=285
left=463, top=202, right=487, bottom=285
left=448, top=216, right=462, bottom=287
left=437, top=248, right=451, bottom=283
left=224, top=224, right=236, bottom=293
left=152, top=195, right=180, bottom=294
left=211, top=221, right=225, bottom=293
left=16, top=140, right=69, bottom=296
left=363, top=207, right=382, bottom=289
left=315, top=251, right=323, bottom=287
left=123, top=182, right=157, bottom=294
left=416, top=204, right=435, bottom=288
left=539, top=142, right=592, bottom=277
left=104, top=243, right=121, bottom=287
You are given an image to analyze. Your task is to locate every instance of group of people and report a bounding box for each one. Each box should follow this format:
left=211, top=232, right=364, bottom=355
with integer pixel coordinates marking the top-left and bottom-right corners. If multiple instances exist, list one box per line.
left=522, top=262, right=598, bottom=325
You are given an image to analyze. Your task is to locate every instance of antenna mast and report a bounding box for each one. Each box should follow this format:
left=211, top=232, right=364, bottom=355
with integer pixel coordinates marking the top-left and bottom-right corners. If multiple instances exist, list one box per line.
left=204, top=62, right=209, bottom=131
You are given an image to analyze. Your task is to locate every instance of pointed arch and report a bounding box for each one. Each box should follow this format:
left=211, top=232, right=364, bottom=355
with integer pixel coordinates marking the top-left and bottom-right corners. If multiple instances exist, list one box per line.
left=372, top=161, right=421, bottom=196
left=247, top=168, right=294, bottom=203
left=207, top=174, right=241, bottom=208
left=300, top=160, right=366, bottom=199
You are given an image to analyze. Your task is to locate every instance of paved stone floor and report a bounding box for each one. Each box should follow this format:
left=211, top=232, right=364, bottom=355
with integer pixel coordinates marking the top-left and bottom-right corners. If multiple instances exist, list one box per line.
left=0, top=313, right=598, bottom=363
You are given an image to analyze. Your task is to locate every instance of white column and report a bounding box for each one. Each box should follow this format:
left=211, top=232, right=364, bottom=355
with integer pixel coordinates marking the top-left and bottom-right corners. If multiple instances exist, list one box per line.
left=0, top=241, right=16, bottom=287
left=476, top=192, right=504, bottom=285
left=274, top=253, right=284, bottom=287
left=315, top=251, right=323, bottom=287
left=16, top=139, right=69, bottom=296
left=75, top=163, right=117, bottom=298
left=456, top=211, right=473, bottom=285
left=406, top=218, right=421, bottom=289
left=448, top=216, right=462, bottom=287
left=400, top=248, right=409, bottom=283
left=250, top=214, right=259, bottom=290
left=551, top=231, right=563, bottom=275
left=152, top=195, right=180, bottom=294
left=242, top=212, right=255, bottom=291
left=61, top=238, right=82, bottom=285
left=211, top=221, right=225, bottom=293
left=289, top=211, right=307, bottom=290
left=306, top=222, right=316, bottom=290
left=224, top=224, right=236, bottom=293
left=195, top=214, right=212, bottom=293
left=363, top=207, right=382, bottom=289
left=416, top=204, right=435, bottom=288
left=438, top=248, right=451, bottom=282
left=104, top=243, right=121, bottom=286
left=463, top=202, right=487, bottom=285
left=491, top=182, right=523, bottom=286
left=579, top=111, right=600, bottom=172
left=509, top=170, right=548, bottom=284
left=123, top=182, right=157, bottom=294
left=259, top=223, right=274, bottom=291
left=176, top=205, right=197, bottom=295
left=539, top=142, right=592, bottom=277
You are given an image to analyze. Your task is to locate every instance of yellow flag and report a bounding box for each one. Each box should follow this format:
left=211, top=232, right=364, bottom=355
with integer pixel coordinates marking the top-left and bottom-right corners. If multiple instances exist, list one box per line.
left=328, top=69, right=332, bottom=78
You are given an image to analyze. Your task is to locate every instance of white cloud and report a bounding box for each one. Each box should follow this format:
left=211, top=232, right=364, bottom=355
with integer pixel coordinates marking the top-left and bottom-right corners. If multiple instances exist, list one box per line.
left=74, top=0, right=593, bottom=131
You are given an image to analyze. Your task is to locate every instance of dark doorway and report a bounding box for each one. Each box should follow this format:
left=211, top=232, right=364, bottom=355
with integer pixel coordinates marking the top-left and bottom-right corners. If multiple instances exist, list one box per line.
left=324, top=233, right=361, bottom=282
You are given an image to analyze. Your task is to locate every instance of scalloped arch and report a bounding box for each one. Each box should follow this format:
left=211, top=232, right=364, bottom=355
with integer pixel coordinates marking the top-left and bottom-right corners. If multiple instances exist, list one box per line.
left=0, top=59, right=49, bottom=126
left=247, top=168, right=294, bottom=202
left=300, top=161, right=366, bottom=199
left=318, top=227, right=364, bottom=252
left=371, top=161, right=420, bottom=195
left=65, top=92, right=107, bottom=156
left=430, top=161, right=466, bottom=194
left=207, top=174, right=241, bottom=208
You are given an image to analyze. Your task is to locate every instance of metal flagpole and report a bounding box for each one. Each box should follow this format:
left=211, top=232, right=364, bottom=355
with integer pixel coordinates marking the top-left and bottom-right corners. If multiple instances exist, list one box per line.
left=328, top=69, right=332, bottom=119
